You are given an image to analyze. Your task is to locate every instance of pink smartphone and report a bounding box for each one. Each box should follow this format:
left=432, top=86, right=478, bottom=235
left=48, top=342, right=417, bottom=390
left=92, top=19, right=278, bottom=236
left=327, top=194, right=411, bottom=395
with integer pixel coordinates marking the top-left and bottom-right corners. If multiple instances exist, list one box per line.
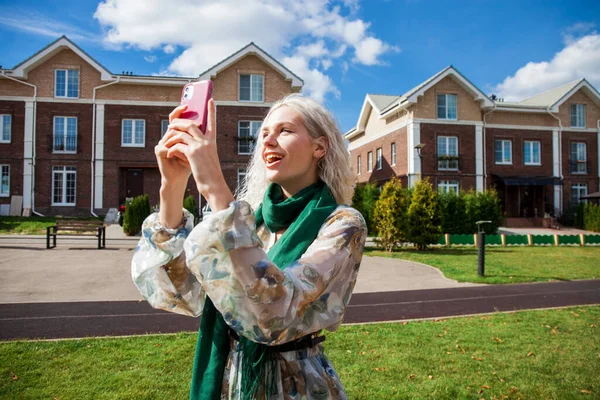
left=179, top=80, right=213, bottom=133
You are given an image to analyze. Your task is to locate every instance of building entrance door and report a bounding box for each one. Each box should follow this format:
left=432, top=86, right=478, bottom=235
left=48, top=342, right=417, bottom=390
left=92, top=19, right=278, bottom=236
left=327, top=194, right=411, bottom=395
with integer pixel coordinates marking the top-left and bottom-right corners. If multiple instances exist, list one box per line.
left=126, top=169, right=144, bottom=199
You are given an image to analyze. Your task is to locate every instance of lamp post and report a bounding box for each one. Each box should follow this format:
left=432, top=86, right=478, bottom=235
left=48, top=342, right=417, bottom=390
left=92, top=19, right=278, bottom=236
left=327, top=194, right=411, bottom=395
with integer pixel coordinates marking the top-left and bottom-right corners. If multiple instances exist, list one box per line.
left=476, top=220, right=492, bottom=276
left=414, top=143, right=425, bottom=181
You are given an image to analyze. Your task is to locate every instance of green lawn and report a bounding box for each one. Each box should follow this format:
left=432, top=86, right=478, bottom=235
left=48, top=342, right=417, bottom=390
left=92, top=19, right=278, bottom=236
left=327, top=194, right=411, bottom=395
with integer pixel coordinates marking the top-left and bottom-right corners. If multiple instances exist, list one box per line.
left=0, top=216, right=103, bottom=235
left=365, top=246, right=600, bottom=284
left=1, top=306, right=598, bottom=399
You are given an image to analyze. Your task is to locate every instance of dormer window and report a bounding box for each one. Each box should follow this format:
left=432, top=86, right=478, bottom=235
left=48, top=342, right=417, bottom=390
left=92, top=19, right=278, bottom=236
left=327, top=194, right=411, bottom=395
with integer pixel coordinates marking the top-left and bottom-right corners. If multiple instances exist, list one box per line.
left=55, top=69, right=79, bottom=98
left=437, top=94, right=457, bottom=120
left=570, top=104, right=586, bottom=128
left=239, top=74, right=264, bottom=102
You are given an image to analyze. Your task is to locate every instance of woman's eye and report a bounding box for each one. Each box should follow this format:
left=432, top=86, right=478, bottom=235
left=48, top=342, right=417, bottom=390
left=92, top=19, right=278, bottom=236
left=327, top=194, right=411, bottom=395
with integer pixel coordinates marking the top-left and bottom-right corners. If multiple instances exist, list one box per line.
left=281, top=128, right=292, bottom=133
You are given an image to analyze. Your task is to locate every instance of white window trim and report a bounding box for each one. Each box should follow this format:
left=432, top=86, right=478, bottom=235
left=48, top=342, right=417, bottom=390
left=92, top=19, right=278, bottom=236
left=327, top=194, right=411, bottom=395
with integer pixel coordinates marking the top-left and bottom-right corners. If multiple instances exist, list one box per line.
left=54, top=69, right=79, bottom=99
left=0, top=164, right=9, bottom=197
left=357, top=155, right=361, bottom=175
left=121, top=119, right=146, bottom=147
left=367, top=151, right=373, bottom=172
left=53, top=116, right=77, bottom=154
left=238, top=120, right=261, bottom=155
left=237, top=168, right=247, bottom=189
left=524, top=140, right=541, bottom=166
left=495, top=140, right=513, bottom=165
left=51, top=167, right=76, bottom=206
left=391, top=143, right=396, bottom=166
left=570, top=104, right=586, bottom=128
left=239, top=74, right=265, bottom=103
left=437, top=93, right=458, bottom=121
left=571, top=142, right=587, bottom=175
left=376, top=148, right=382, bottom=170
left=571, top=183, right=588, bottom=204
left=0, top=115, right=11, bottom=143
left=437, top=136, right=459, bottom=170
left=438, top=180, right=459, bottom=195
left=161, top=119, right=169, bottom=138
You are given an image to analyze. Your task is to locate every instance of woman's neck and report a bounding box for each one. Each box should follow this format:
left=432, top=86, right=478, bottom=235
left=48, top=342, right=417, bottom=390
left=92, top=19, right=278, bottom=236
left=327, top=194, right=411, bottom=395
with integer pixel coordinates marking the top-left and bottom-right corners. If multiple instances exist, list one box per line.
left=280, top=177, right=319, bottom=199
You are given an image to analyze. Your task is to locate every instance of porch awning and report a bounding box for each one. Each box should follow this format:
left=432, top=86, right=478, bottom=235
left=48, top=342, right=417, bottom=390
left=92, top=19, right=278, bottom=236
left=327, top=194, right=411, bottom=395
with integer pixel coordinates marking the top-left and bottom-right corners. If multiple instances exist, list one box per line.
left=582, top=191, right=600, bottom=200
left=500, top=176, right=563, bottom=186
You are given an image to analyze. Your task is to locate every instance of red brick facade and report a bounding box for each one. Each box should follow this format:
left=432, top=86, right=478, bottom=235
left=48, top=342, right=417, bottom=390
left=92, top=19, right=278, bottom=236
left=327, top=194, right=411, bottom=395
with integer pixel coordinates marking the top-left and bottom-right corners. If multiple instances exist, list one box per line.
left=0, top=101, right=25, bottom=207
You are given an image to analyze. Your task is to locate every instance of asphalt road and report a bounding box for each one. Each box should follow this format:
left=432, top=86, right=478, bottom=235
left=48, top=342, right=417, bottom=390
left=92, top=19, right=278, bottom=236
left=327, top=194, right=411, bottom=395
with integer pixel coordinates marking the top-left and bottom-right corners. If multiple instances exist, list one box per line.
left=1, top=279, right=598, bottom=341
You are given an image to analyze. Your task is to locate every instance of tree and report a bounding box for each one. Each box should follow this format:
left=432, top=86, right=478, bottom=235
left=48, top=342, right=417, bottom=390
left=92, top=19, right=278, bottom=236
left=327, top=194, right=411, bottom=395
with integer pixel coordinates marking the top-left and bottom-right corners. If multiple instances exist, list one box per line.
left=406, top=179, right=442, bottom=250
left=352, top=182, right=380, bottom=236
left=373, top=178, right=410, bottom=251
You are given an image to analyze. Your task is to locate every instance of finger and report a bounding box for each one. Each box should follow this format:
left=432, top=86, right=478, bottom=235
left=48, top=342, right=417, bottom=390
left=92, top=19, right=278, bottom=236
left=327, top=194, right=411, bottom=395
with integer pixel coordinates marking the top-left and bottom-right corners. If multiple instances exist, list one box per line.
left=167, top=143, right=190, bottom=162
left=205, top=98, right=216, bottom=142
left=164, top=131, right=193, bottom=148
left=169, top=105, right=188, bottom=123
left=169, top=118, right=205, bottom=141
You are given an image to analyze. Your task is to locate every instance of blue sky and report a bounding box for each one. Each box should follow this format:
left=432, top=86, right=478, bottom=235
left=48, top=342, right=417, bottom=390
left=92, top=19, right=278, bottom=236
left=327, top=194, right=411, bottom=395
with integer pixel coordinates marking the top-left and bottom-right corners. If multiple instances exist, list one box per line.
left=0, top=0, right=599, bottom=132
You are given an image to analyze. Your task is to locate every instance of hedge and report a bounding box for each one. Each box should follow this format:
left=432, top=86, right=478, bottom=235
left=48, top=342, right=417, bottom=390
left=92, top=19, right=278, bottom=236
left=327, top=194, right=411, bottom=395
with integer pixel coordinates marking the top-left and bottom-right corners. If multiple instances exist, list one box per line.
left=122, top=194, right=151, bottom=236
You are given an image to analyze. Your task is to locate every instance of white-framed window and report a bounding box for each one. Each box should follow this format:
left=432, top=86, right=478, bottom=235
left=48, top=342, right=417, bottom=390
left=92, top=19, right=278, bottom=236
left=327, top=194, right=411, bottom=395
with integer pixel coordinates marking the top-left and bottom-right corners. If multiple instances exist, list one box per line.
left=437, top=136, right=459, bottom=170
left=376, top=148, right=382, bottom=170
left=524, top=141, right=541, bottom=165
left=161, top=119, right=169, bottom=138
left=52, top=166, right=76, bottom=206
left=237, top=168, right=247, bottom=190
left=570, top=104, right=586, bottom=128
left=54, top=69, right=79, bottom=98
left=367, top=151, right=373, bottom=172
left=437, top=94, right=457, bottom=120
left=53, top=116, right=77, bottom=153
left=0, top=165, right=9, bottom=197
left=357, top=155, right=361, bottom=175
left=239, top=74, right=264, bottom=102
left=0, top=115, right=11, bottom=143
left=438, top=180, right=459, bottom=195
left=570, top=142, right=587, bottom=174
left=495, top=140, right=512, bottom=164
left=391, top=142, right=396, bottom=166
left=571, top=183, right=587, bottom=205
left=122, top=119, right=146, bottom=147
left=238, top=121, right=261, bottom=154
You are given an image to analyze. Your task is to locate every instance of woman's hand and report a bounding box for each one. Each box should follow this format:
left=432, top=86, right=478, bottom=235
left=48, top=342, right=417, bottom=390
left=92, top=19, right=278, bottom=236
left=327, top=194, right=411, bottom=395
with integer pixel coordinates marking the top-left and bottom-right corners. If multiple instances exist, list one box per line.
left=155, top=105, right=192, bottom=189
left=163, top=99, right=234, bottom=211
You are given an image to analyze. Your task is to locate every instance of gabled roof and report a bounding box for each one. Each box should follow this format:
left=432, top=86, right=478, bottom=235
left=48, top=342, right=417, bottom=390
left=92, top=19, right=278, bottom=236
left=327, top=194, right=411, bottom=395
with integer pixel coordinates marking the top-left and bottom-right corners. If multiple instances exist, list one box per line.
left=198, top=42, right=303, bottom=88
left=9, top=36, right=113, bottom=81
left=379, top=66, right=495, bottom=116
left=345, top=94, right=400, bottom=140
left=519, top=80, right=582, bottom=107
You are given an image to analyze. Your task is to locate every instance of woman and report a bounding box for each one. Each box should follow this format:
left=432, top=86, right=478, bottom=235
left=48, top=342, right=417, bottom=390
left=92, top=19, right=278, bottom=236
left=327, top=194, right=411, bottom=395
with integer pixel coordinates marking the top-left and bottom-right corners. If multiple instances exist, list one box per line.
left=132, top=93, right=367, bottom=399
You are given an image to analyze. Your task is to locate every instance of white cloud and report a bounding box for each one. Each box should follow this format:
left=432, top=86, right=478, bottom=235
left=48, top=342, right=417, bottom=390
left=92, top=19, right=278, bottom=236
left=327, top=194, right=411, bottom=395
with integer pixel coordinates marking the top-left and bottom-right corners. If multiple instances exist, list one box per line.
left=94, top=0, right=397, bottom=100
left=0, top=14, right=99, bottom=44
left=144, top=55, right=156, bottom=63
left=495, top=31, right=600, bottom=102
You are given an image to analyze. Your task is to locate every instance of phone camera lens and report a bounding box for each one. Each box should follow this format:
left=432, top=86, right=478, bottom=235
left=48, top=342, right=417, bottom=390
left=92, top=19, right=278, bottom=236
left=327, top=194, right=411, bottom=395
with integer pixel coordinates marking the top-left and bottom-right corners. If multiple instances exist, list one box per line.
left=185, top=86, right=190, bottom=92
left=183, top=93, right=188, bottom=99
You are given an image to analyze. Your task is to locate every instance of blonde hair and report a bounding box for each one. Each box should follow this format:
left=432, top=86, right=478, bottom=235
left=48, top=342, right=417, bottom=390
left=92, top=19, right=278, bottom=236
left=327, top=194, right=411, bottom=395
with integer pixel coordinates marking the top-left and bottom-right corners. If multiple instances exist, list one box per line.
left=236, top=94, right=355, bottom=208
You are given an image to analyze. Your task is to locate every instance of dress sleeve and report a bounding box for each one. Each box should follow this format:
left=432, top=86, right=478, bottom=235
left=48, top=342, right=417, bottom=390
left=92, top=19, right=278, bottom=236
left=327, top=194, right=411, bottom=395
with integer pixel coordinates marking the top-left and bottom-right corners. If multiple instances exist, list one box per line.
left=183, top=201, right=367, bottom=345
left=131, top=209, right=206, bottom=317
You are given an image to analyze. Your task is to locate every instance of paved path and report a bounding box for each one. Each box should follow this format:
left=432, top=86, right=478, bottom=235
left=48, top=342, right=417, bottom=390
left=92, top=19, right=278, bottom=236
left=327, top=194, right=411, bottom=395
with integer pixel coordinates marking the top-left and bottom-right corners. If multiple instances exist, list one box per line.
left=1, top=280, right=598, bottom=340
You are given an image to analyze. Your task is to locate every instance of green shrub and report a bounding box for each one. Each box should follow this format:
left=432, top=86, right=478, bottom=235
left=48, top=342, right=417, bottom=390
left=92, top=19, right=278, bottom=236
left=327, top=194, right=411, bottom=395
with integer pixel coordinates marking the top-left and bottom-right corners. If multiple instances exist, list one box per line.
left=352, top=182, right=380, bottom=236
left=183, top=195, right=199, bottom=223
left=406, top=179, right=442, bottom=251
left=123, top=194, right=152, bottom=236
left=373, top=178, right=410, bottom=251
left=574, top=202, right=585, bottom=229
left=439, top=192, right=467, bottom=234
left=583, top=203, right=600, bottom=233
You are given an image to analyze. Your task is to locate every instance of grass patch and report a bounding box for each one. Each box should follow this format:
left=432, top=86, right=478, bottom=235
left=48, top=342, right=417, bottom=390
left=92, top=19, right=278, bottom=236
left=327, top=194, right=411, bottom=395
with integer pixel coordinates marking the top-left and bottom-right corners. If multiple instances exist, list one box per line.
left=0, top=216, right=103, bottom=235
left=1, top=306, right=599, bottom=399
left=365, top=246, right=600, bottom=284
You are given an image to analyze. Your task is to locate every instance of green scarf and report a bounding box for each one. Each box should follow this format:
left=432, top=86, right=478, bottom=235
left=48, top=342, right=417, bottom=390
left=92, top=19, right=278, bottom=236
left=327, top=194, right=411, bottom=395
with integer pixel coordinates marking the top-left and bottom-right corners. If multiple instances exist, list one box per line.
left=190, top=180, right=338, bottom=400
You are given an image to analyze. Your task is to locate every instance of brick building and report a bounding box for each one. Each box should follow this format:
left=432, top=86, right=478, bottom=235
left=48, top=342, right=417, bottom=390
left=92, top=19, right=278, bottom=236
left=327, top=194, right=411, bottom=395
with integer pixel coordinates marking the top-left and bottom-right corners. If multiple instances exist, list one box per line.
left=0, top=36, right=302, bottom=216
left=346, top=66, right=600, bottom=226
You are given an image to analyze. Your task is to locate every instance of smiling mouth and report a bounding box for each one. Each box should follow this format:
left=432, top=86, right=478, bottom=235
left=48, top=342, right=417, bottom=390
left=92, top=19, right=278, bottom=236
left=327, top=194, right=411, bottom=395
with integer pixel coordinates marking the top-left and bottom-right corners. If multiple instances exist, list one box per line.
left=265, top=154, right=284, bottom=167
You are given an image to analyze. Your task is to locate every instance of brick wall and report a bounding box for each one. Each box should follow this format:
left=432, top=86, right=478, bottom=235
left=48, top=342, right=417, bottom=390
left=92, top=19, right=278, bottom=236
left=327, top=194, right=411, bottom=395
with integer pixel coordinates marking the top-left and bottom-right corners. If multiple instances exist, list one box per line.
left=486, top=110, right=557, bottom=127
left=211, top=55, right=293, bottom=103
left=486, top=128, right=554, bottom=177
left=0, top=78, right=34, bottom=97
left=0, top=101, right=25, bottom=204
left=413, top=76, right=483, bottom=121
left=420, top=123, right=477, bottom=191
left=351, top=125, right=407, bottom=185
left=557, top=88, right=600, bottom=129
left=27, top=49, right=103, bottom=99
left=562, top=130, right=598, bottom=206
left=34, top=102, right=93, bottom=215
left=96, top=83, right=182, bottom=102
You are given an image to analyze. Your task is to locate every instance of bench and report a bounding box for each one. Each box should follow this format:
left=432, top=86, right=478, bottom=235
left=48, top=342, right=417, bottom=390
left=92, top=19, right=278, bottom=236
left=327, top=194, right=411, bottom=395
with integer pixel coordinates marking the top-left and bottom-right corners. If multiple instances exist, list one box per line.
left=46, top=220, right=106, bottom=249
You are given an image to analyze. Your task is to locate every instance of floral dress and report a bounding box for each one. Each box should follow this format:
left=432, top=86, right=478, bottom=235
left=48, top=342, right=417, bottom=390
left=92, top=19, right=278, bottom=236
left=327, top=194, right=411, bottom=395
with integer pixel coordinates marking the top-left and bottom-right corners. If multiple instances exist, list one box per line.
left=132, top=200, right=367, bottom=399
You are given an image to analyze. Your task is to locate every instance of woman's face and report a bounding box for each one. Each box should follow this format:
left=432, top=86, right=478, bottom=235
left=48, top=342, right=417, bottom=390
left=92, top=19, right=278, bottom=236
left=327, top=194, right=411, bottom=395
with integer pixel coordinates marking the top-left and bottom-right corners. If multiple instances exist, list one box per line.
left=260, top=105, right=326, bottom=197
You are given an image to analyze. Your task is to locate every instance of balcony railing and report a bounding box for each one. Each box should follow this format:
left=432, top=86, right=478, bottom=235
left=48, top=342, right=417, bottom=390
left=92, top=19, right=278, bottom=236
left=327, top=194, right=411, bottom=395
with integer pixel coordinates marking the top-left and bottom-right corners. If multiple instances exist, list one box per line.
left=569, top=160, right=590, bottom=175
left=436, top=154, right=460, bottom=171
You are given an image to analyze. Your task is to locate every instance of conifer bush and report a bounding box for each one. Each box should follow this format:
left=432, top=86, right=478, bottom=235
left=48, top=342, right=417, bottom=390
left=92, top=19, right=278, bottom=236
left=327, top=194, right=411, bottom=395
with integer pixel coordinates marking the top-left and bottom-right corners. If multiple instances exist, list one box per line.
left=373, top=178, right=410, bottom=251
left=352, top=182, right=380, bottom=236
left=406, top=179, right=442, bottom=250
left=183, top=195, right=199, bottom=223
left=123, top=194, right=152, bottom=236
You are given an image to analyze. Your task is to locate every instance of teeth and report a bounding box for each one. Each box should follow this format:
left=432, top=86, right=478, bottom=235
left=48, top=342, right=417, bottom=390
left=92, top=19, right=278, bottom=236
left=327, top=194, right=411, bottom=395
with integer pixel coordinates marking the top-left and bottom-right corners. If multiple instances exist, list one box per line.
left=266, top=154, right=282, bottom=163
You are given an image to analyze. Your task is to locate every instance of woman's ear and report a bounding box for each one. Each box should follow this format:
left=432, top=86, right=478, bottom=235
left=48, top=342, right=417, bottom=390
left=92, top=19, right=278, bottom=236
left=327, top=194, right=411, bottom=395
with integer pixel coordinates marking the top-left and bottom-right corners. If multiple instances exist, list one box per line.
left=313, top=136, right=329, bottom=159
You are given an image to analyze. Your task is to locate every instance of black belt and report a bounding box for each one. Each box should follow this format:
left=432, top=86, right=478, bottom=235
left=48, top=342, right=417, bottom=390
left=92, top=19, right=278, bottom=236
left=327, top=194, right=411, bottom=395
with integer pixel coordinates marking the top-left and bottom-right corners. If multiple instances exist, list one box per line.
left=229, top=328, right=326, bottom=353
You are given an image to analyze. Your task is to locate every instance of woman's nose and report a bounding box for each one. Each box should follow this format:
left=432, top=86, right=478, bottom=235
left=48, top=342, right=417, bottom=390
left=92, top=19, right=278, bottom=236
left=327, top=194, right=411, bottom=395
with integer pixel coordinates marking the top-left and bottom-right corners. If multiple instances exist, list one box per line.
left=263, top=131, right=277, bottom=147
